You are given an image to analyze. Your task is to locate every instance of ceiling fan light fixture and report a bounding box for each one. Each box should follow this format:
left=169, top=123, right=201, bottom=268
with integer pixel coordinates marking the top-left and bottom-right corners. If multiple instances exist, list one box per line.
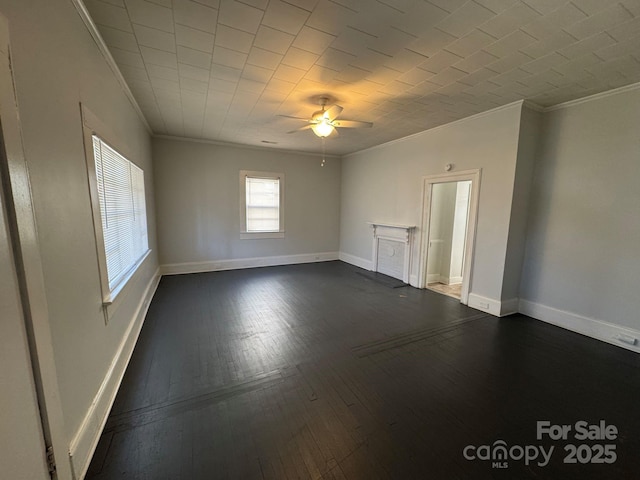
left=311, top=119, right=334, bottom=137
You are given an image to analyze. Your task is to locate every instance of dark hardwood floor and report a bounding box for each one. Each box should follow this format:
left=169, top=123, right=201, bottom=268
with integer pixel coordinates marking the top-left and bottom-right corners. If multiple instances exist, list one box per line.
left=87, top=261, right=640, bottom=479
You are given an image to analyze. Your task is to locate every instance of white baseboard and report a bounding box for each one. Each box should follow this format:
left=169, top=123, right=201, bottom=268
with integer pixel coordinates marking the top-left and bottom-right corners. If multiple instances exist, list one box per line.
left=69, top=268, right=161, bottom=479
left=409, top=274, right=418, bottom=288
left=447, top=276, right=463, bottom=285
left=338, top=251, right=373, bottom=271
left=519, top=299, right=640, bottom=354
left=426, top=273, right=440, bottom=283
left=161, top=252, right=339, bottom=275
left=468, top=293, right=518, bottom=317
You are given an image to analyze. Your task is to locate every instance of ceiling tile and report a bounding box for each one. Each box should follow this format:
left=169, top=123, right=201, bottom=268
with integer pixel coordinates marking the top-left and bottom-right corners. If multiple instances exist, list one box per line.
left=444, top=28, right=497, bottom=57
left=125, top=0, right=174, bottom=32
left=407, top=27, right=457, bottom=57
left=212, top=45, right=248, bottom=69
left=132, top=24, right=176, bottom=52
left=173, top=0, right=218, bottom=33
left=247, top=47, right=284, bottom=70
left=210, top=64, right=242, bottom=81
left=99, top=25, right=139, bottom=52
left=520, top=52, right=567, bottom=74
left=483, top=29, right=537, bottom=58
left=426, top=0, right=467, bottom=14
left=177, top=45, right=212, bottom=68
left=85, top=0, right=133, bottom=32
left=262, top=0, right=310, bottom=35
left=453, top=49, right=499, bottom=73
left=281, top=47, right=319, bottom=70
left=254, top=26, right=295, bottom=54
left=565, top=3, right=634, bottom=40
left=435, top=1, right=496, bottom=38
left=218, top=0, right=264, bottom=34
left=521, top=2, right=586, bottom=39
left=179, top=63, right=210, bottom=82
left=180, top=77, right=209, bottom=94
left=120, top=65, right=149, bottom=83
left=485, top=51, right=534, bottom=73
left=174, top=24, right=215, bottom=53
left=215, top=25, right=255, bottom=53
left=478, top=2, right=540, bottom=39
left=85, top=0, right=640, bottom=155
left=147, top=63, right=179, bottom=81
left=140, top=45, right=178, bottom=68
left=559, top=32, right=617, bottom=60
left=418, top=49, right=464, bottom=74
left=273, top=64, right=306, bottom=83
left=305, top=0, right=357, bottom=35
left=520, top=30, right=577, bottom=58
left=292, top=26, right=336, bottom=55
left=242, top=64, right=274, bottom=83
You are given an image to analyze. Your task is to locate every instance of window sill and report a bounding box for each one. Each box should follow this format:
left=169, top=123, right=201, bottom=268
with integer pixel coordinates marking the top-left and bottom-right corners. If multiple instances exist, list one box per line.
left=103, top=249, right=151, bottom=307
left=240, top=231, right=285, bottom=240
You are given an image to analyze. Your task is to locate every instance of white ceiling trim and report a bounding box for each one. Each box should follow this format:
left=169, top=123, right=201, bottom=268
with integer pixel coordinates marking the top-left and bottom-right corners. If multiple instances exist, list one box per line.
left=543, top=81, right=640, bottom=112
left=153, top=134, right=342, bottom=159
left=71, top=0, right=152, bottom=134
left=343, top=100, right=527, bottom=159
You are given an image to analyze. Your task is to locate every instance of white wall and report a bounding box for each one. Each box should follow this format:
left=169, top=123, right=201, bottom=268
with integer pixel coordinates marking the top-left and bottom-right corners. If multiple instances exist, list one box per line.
left=0, top=0, right=158, bottom=475
left=426, top=182, right=456, bottom=283
left=340, top=103, right=524, bottom=306
left=501, top=105, right=542, bottom=302
left=520, top=86, right=640, bottom=335
left=449, top=181, right=471, bottom=283
left=153, top=137, right=341, bottom=270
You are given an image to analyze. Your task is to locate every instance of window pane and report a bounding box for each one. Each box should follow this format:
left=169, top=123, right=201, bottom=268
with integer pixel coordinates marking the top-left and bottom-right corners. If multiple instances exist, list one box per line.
left=246, top=176, right=279, bottom=232
left=93, top=135, right=148, bottom=291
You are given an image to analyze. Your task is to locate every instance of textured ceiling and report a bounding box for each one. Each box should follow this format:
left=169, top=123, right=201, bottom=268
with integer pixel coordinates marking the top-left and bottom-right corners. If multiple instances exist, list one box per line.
left=84, top=0, right=640, bottom=154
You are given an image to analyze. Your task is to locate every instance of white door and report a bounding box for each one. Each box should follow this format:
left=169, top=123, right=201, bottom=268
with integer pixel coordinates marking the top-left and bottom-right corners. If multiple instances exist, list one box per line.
left=0, top=123, right=50, bottom=480
left=0, top=12, right=70, bottom=479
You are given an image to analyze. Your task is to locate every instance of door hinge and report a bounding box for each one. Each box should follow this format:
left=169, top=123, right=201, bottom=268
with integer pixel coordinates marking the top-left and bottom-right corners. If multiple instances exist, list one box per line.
left=46, top=445, right=56, bottom=477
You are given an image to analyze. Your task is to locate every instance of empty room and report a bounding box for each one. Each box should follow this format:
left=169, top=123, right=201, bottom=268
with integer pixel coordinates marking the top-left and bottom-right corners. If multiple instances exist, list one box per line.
left=1, top=0, right=639, bottom=479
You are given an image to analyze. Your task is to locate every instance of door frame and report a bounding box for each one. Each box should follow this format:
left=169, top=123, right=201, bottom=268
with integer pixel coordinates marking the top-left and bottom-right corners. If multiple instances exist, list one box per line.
left=417, top=169, right=481, bottom=305
left=0, top=12, right=73, bottom=480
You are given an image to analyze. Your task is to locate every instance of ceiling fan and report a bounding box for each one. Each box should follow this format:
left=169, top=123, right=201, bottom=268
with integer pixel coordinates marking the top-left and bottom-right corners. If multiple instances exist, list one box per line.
left=279, top=96, right=373, bottom=138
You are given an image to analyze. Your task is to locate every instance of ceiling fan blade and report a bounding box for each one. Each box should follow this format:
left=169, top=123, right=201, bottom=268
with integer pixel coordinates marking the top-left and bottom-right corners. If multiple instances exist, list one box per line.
left=277, top=114, right=310, bottom=120
left=333, top=119, right=373, bottom=128
left=287, top=124, right=313, bottom=134
left=324, top=104, right=343, bottom=121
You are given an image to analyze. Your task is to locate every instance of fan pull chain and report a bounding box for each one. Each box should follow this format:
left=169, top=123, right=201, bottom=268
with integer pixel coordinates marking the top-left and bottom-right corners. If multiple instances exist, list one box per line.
left=321, top=137, right=326, bottom=167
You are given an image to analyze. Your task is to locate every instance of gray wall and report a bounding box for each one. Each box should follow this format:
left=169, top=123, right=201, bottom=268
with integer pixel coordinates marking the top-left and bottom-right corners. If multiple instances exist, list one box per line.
left=501, top=105, right=542, bottom=301
left=153, top=138, right=341, bottom=266
left=339, top=103, right=523, bottom=303
left=520, top=87, right=640, bottom=331
left=0, top=0, right=157, bottom=449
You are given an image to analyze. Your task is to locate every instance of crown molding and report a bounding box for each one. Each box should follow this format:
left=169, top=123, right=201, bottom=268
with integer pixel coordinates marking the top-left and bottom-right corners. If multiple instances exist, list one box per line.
left=71, top=0, right=152, bottom=134
left=153, top=134, right=342, bottom=159
left=345, top=100, right=525, bottom=158
left=543, top=81, right=640, bottom=112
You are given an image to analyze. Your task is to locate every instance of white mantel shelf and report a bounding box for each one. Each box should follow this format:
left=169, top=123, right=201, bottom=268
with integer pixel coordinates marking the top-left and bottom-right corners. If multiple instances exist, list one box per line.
left=368, top=223, right=416, bottom=283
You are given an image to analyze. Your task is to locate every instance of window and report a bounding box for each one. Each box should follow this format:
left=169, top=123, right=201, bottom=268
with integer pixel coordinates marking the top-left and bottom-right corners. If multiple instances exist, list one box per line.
left=240, top=171, right=284, bottom=239
left=91, top=135, right=149, bottom=301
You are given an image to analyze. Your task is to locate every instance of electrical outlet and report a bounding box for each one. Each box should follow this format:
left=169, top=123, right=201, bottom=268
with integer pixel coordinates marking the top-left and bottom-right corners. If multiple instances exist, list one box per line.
left=616, top=334, right=638, bottom=346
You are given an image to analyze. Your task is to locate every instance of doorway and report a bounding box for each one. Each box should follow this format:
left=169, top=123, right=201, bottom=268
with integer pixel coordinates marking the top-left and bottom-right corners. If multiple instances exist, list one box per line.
left=425, top=180, right=471, bottom=299
left=418, top=170, right=481, bottom=304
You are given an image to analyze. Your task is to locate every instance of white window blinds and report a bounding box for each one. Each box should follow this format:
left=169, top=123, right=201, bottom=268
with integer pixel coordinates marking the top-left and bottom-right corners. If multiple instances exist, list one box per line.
left=92, top=135, right=148, bottom=291
left=245, top=176, right=280, bottom=232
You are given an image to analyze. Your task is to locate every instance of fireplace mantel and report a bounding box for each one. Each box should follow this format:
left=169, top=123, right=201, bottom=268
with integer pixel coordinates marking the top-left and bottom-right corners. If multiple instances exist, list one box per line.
left=368, top=223, right=416, bottom=283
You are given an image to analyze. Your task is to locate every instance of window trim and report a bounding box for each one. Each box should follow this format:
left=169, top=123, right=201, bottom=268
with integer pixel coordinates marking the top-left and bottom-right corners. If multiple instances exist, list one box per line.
left=81, top=105, right=151, bottom=314
left=239, top=170, right=285, bottom=239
